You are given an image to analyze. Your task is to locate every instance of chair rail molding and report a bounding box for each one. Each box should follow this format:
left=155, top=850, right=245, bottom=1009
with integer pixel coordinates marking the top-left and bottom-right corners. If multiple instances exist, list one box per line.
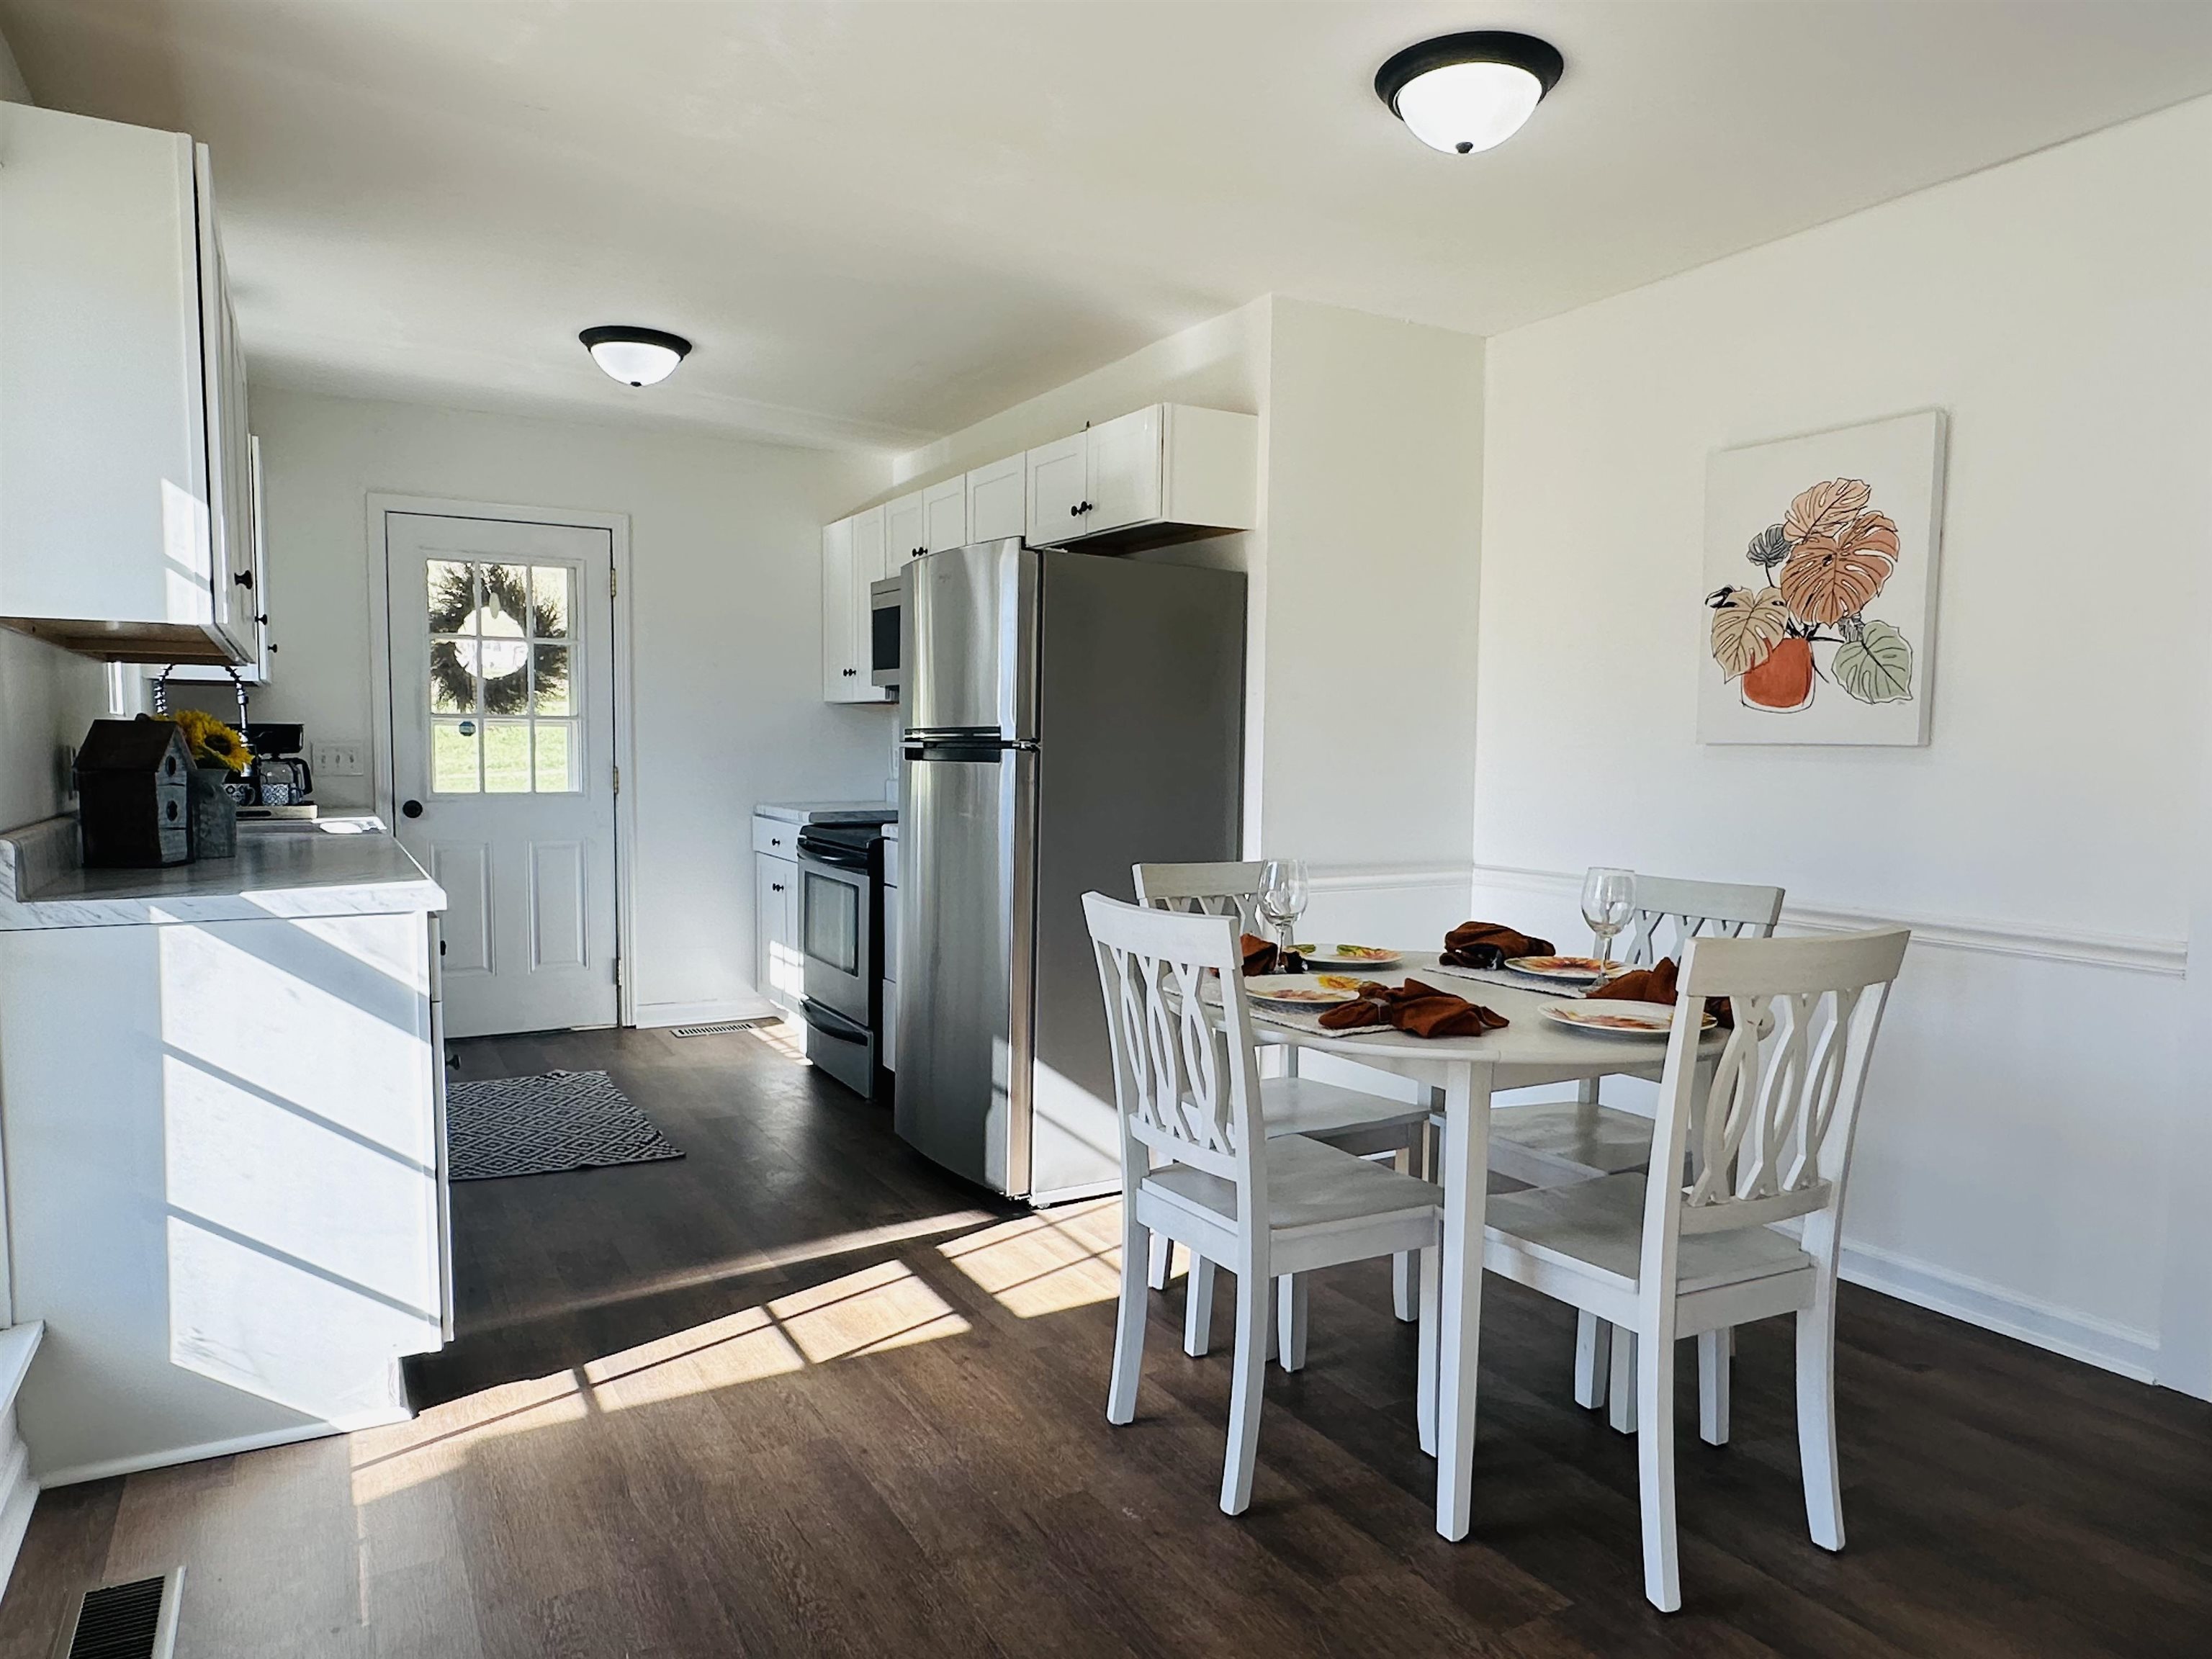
left=1468, top=863, right=2187, bottom=978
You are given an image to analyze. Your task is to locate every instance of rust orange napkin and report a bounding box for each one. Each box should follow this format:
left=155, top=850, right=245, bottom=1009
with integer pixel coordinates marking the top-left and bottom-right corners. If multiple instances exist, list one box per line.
left=1441, top=921, right=1556, bottom=971
left=1318, top=978, right=1509, bottom=1039
left=1585, top=957, right=1732, bottom=1028
left=1239, top=934, right=1305, bottom=976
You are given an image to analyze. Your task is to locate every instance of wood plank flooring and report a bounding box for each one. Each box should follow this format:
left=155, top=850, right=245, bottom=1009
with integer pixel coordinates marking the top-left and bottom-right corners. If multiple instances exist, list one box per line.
left=1, top=1021, right=2206, bottom=1657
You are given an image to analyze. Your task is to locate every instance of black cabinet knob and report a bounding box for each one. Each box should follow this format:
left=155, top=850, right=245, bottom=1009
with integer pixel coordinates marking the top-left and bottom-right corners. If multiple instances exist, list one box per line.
left=233, top=569, right=255, bottom=589
left=1069, top=504, right=1079, bottom=516
left=770, top=883, right=784, bottom=893
left=401, top=799, right=423, bottom=819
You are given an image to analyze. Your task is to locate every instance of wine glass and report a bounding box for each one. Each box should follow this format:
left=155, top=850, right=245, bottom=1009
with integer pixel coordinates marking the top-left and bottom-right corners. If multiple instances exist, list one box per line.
left=1258, top=858, right=1310, bottom=959
left=1581, top=867, right=1635, bottom=970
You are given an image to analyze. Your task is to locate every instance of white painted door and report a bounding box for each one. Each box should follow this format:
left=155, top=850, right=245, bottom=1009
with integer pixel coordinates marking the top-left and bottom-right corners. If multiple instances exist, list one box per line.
left=1026, top=434, right=1087, bottom=542
left=1084, top=405, right=1162, bottom=534
left=922, top=477, right=968, bottom=552
left=385, top=513, right=619, bottom=1038
left=821, top=515, right=859, bottom=701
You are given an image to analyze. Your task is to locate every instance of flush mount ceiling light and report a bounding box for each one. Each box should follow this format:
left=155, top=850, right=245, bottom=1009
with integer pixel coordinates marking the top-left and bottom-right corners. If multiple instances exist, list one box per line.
left=579, top=325, right=691, bottom=387
left=1374, top=31, right=1564, bottom=155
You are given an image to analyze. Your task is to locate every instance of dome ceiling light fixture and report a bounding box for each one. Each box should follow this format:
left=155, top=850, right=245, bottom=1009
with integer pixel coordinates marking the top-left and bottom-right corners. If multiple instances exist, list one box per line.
left=579, top=325, right=692, bottom=387
left=1374, top=30, right=1565, bottom=156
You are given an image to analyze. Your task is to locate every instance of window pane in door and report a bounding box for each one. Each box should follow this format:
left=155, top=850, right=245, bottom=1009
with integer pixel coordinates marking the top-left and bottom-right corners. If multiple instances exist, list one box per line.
left=531, top=565, right=571, bottom=638
left=534, top=721, right=577, bottom=793
left=531, top=644, right=570, bottom=715
left=482, top=721, right=531, bottom=793
left=431, top=721, right=480, bottom=793
left=430, top=641, right=474, bottom=714
left=427, top=561, right=475, bottom=633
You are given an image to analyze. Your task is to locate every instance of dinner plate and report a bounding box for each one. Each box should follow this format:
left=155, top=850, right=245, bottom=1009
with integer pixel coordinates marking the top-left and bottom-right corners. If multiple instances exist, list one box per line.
left=1506, top=955, right=1614, bottom=984
left=1244, top=974, right=1367, bottom=1008
left=1541, top=1000, right=1716, bottom=1038
left=1294, top=943, right=1404, bottom=970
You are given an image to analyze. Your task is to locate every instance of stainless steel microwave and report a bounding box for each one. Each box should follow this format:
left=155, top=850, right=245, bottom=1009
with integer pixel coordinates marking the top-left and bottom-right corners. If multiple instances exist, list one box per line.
left=869, top=574, right=902, bottom=690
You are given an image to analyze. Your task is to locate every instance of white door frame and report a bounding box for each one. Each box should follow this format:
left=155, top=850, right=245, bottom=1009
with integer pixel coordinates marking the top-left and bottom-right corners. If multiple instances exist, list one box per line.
left=365, top=493, right=639, bottom=1028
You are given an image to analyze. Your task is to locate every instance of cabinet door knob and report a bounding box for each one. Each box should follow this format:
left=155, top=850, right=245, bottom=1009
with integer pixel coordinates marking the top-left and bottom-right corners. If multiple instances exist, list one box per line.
left=401, top=799, right=423, bottom=819
left=1069, top=504, right=1079, bottom=516
left=771, top=883, right=784, bottom=893
left=233, top=570, right=255, bottom=589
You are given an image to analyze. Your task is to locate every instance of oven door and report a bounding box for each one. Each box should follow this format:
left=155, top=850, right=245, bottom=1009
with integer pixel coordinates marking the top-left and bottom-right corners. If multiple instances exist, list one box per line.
left=799, top=853, right=872, bottom=1027
left=869, top=575, right=903, bottom=689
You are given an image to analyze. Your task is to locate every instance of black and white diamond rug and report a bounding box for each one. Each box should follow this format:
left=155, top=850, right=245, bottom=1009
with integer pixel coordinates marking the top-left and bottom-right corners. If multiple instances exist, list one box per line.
left=446, top=1069, right=685, bottom=1181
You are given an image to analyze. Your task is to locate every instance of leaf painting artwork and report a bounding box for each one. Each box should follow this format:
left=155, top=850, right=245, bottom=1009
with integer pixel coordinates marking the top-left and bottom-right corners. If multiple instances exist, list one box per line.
left=1699, top=410, right=1945, bottom=747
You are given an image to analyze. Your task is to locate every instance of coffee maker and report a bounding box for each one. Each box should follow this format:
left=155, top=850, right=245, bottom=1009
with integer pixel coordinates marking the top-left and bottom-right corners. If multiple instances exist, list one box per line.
left=244, top=724, right=315, bottom=809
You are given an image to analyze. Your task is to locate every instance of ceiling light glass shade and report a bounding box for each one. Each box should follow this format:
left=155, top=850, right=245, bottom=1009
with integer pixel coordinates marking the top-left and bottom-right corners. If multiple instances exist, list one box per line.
left=579, top=325, right=691, bottom=387
left=1375, top=32, right=1564, bottom=155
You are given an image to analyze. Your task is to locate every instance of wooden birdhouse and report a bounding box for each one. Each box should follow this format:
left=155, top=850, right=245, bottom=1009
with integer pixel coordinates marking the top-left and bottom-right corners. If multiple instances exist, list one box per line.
left=76, top=719, right=194, bottom=868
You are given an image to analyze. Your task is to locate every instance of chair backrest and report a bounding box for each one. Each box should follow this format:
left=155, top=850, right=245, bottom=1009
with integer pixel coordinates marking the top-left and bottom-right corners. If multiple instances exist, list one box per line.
left=1131, top=861, right=1268, bottom=935
left=1621, top=873, right=1787, bottom=968
left=1641, top=928, right=1910, bottom=1285
left=1083, top=891, right=1267, bottom=1208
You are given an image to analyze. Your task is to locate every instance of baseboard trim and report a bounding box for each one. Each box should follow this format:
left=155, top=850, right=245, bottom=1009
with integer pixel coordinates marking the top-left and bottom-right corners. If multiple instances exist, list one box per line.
left=632, top=995, right=778, bottom=1031
left=37, top=1408, right=413, bottom=1490
left=1469, top=862, right=2185, bottom=977
left=1840, top=1237, right=2160, bottom=1384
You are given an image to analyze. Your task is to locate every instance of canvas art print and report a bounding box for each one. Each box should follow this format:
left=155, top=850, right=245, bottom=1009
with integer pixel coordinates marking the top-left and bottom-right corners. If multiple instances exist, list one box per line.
left=1699, top=410, right=1946, bottom=745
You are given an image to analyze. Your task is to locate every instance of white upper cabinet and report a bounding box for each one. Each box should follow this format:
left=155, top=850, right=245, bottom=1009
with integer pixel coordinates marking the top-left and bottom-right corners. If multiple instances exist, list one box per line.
left=1023, top=405, right=1257, bottom=551
left=1025, top=433, right=1088, bottom=539
left=0, top=104, right=255, bottom=665
left=966, top=453, right=1025, bottom=544
left=922, top=477, right=967, bottom=553
left=821, top=507, right=891, bottom=704
left=885, top=490, right=927, bottom=570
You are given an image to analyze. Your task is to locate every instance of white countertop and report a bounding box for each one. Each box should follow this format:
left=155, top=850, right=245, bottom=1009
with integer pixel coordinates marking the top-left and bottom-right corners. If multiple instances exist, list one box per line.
left=753, top=799, right=898, bottom=825
left=0, top=815, right=446, bottom=930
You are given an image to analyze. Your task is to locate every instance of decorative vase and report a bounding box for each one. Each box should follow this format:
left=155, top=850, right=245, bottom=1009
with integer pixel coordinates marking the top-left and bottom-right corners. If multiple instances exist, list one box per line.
left=189, top=766, right=239, bottom=859
left=1742, top=637, right=1815, bottom=712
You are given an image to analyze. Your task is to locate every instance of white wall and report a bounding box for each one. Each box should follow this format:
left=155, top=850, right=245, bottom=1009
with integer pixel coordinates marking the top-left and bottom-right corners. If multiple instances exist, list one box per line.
left=0, top=631, right=102, bottom=834
left=1476, top=99, right=2212, bottom=1388
left=225, top=388, right=894, bottom=1025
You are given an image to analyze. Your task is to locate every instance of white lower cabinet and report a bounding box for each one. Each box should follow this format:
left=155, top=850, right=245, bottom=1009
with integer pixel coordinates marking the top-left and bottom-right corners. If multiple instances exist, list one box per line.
left=755, top=848, right=801, bottom=1012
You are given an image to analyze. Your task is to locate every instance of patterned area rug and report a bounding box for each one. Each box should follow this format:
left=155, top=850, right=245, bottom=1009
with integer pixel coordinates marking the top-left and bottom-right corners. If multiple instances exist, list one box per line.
left=446, top=1069, right=685, bottom=1181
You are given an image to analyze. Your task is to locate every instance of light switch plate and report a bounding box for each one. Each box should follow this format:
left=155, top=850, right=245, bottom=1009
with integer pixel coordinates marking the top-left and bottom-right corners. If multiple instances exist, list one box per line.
left=59, top=744, right=77, bottom=804
left=313, top=741, right=366, bottom=778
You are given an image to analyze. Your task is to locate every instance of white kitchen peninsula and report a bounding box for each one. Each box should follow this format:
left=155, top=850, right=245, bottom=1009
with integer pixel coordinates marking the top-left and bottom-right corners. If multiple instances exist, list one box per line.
left=0, top=818, right=449, bottom=1485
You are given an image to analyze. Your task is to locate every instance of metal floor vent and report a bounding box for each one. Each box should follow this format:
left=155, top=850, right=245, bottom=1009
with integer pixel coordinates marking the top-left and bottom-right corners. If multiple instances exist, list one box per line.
left=58, top=1568, right=180, bottom=1659
left=671, top=1017, right=780, bottom=1038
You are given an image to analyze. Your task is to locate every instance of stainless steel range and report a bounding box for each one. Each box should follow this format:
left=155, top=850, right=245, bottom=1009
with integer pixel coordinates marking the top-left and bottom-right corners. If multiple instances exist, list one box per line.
left=796, top=819, right=886, bottom=1099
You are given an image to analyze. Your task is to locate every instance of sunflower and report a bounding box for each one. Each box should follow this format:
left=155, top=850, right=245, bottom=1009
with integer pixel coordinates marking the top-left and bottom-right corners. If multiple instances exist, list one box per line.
left=159, top=709, right=253, bottom=773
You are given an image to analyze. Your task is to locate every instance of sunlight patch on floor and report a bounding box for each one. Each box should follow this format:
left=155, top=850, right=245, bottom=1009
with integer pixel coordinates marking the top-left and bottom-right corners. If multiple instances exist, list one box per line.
left=938, top=1197, right=1123, bottom=1317
left=749, top=1019, right=809, bottom=1065
left=349, top=1370, right=588, bottom=1505
left=584, top=1304, right=806, bottom=1409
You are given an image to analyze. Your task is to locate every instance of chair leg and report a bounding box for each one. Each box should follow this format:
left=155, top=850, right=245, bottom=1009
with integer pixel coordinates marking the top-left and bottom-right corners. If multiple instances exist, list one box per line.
left=1275, top=1274, right=1308, bottom=1372
left=1608, top=1326, right=1637, bottom=1434
left=1221, top=1264, right=1269, bottom=1514
left=1698, top=1328, right=1731, bottom=1447
left=1107, top=1208, right=1150, bottom=1426
left=1391, top=1146, right=1419, bottom=1322
left=1797, top=1300, right=1845, bottom=1550
left=1416, top=1242, right=1441, bottom=1455
left=1573, top=1313, right=1606, bottom=1409
left=1183, top=1255, right=1217, bottom=1358
left=1146, top=1231, right=1173, bottom=1291
left=1635, top=1319, right=1681, bottom=1612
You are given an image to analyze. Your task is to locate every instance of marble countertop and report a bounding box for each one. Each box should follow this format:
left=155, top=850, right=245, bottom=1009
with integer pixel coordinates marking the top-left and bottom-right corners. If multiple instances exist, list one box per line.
left=0, top=816, right=446, bottom=931
left=753, top=800, right=898, bottom=825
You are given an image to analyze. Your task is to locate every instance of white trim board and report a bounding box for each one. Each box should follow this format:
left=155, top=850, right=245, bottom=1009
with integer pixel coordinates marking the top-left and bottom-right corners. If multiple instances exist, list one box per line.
left=1309, top=865, right=1473, bottom=894
left=1469, top=862, right=2185, bottom=977
left=631, top=995, right=779, bottom=1031
left=1839, top=1238, right=2161, bottom=1385
left=35, top=1407, right=413, bottom=1491
left=364, top=492, right=640, bottom=1026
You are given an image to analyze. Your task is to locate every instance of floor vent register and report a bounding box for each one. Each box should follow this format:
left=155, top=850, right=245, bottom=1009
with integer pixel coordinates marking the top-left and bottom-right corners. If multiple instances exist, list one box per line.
left=671, top=1018, right=780, bottom=1038
left=58, top=1569, right=181, bottom=1659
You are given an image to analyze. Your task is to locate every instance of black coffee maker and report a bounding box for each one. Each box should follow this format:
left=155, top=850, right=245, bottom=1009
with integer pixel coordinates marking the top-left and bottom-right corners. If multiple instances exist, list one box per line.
left=244, top=723, right=315, bottom=807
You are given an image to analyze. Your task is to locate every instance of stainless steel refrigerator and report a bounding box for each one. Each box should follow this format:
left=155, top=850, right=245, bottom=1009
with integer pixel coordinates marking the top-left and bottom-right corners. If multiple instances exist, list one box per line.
left=894, top=539, right=1245, bottom=1201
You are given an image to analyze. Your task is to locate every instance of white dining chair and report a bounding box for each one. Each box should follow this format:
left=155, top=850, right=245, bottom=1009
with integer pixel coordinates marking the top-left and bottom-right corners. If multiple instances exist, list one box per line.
left=1133, top=861, right=1430, bottom=1365
left=1486, top=873, right=1784, bottom=1436
left=1084, top=891, right=1444, bottom=1515
left=1480, top=926, right=1908, bottom=1611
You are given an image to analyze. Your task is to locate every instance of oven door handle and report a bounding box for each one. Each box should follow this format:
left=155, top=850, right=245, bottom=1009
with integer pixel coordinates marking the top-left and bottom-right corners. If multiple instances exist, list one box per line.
left=801, top=999, right=870, bottom=1044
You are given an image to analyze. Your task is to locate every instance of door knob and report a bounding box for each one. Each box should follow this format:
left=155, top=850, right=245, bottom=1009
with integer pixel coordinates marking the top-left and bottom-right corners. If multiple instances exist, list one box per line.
left=401, top=799, right=423, bottom=819
left=233, top=569, right=255, bottom=589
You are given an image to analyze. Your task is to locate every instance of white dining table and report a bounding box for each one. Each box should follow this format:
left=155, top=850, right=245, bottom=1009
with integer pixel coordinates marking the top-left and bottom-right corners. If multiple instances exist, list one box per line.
left=1246, top=953, right=1724, bottom=1542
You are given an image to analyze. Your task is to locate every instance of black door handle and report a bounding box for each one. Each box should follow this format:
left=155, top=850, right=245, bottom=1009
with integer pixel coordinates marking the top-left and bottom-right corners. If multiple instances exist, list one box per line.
left=402, top=799, right=423, bottom=819
left=233, top=570, right=255, bottom=589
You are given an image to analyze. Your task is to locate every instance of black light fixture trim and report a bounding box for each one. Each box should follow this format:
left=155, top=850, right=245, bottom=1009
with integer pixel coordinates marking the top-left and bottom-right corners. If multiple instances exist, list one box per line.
left=577, top=325, right=693, bottom=385
left=1374, top=30, right=1565, bottom=150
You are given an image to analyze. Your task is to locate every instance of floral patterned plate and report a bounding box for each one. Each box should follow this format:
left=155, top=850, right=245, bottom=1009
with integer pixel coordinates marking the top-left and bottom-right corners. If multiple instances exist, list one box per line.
left=1540, top=1001, right=1716, bottom=1038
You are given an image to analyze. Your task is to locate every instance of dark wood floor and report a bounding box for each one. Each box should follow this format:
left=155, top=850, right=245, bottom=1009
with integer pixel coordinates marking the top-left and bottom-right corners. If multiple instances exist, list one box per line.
left=2, top=1021, right=2208, bottom=1657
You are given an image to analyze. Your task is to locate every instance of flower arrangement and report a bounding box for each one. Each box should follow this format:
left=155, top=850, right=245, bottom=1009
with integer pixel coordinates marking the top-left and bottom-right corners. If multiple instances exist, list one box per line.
left=1705, top=475, right=1916, bottom=713
left=158, top=709, right=253, bottom=773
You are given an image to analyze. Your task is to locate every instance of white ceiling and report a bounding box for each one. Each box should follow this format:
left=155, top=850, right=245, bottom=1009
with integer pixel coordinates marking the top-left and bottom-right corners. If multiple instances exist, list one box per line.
left=6, top=1, right=2211, bottom=453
